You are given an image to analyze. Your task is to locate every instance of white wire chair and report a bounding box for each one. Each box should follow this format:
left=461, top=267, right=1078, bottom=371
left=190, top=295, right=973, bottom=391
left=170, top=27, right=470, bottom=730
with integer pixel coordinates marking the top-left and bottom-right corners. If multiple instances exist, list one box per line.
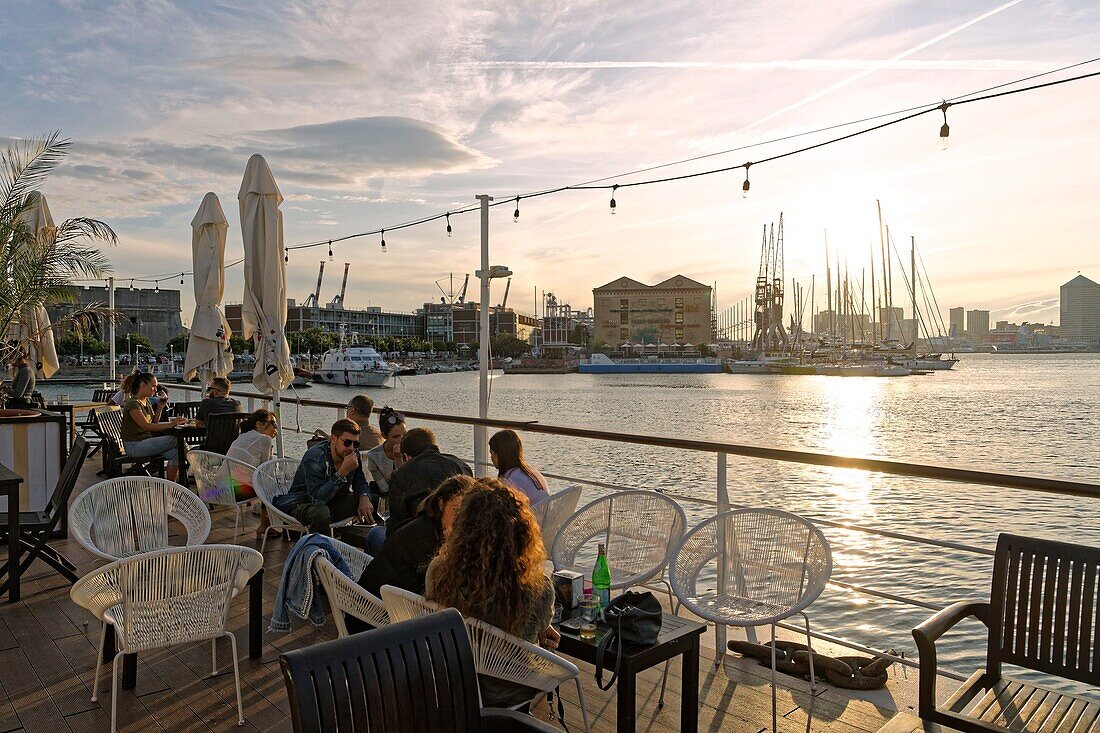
left=251, top=458, right=305, bottom=553
left=669, top=508, right=832, bottom=733
left=252, top=458, right=356, bottom=553
left=188, top=450, right=258, bottom=543
left=529, top=485, right=582, bottom=556
left=380, top=586, right=590, bottom=731
left=70, top=544, right=264, bottom=732
left=68, top=477, right=212, bottom=562
left=313, top=539, right=388, bottom=636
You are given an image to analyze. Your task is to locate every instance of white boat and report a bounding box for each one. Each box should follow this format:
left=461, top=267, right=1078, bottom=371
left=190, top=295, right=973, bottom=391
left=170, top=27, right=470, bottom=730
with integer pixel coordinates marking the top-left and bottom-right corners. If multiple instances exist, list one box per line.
left=891, top=354, right=959, bottom=371
left=816, top=363, right=911, bottom=377
left=315, top=346, right=396, bottom=388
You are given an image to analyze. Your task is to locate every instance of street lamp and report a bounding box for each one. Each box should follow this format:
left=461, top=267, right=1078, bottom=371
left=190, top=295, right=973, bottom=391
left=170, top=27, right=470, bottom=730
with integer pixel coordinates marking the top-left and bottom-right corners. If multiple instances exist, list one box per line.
left=125, top=333, right=132, bottom=363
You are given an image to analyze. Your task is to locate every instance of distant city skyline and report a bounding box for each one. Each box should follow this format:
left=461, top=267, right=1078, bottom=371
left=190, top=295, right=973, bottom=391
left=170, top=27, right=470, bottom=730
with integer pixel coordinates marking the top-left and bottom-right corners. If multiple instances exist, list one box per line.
left=2, top=1, right=1098, bottom=326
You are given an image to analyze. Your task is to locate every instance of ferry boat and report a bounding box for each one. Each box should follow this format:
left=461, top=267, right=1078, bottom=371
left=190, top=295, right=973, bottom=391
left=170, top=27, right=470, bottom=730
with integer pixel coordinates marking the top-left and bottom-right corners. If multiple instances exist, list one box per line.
left=578, top=353, right=724, bottom=374
left=314, top=345, right=396, bottom=387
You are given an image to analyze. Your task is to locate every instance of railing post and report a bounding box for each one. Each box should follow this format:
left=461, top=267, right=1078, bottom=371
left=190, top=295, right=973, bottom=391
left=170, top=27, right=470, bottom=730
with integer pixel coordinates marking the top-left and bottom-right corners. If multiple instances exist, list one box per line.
left=716, top=451, right=729, bottom=655
left=246, top=397, right=255, bottom=412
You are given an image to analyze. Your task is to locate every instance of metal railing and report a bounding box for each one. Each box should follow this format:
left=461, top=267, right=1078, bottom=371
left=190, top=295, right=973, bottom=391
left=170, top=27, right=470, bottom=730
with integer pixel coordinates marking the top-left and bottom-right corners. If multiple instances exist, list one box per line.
left=164, top=381, right=1098, bottom=680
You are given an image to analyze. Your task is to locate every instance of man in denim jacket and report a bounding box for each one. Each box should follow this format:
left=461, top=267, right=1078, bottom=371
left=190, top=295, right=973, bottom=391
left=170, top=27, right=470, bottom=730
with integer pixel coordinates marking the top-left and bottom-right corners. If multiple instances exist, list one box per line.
left=275, top=418, right=373, bottom=534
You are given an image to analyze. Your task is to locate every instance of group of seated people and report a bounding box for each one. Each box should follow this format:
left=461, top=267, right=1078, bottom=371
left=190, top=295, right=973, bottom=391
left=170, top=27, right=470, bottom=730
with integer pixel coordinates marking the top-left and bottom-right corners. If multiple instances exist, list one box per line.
left=273, top=413, right=555, bottom=708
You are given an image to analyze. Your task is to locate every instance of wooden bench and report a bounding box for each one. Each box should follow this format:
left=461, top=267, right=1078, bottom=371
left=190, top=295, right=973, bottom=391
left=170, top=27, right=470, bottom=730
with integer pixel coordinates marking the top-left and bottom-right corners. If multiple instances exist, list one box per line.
left=912, top=533, right=1100, bottom=733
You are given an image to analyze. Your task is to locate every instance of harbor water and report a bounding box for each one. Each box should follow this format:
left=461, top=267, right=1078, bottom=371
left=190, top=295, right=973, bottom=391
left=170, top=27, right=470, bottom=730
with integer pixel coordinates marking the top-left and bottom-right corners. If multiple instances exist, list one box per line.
left=39, top=353, right=1100, bottom=681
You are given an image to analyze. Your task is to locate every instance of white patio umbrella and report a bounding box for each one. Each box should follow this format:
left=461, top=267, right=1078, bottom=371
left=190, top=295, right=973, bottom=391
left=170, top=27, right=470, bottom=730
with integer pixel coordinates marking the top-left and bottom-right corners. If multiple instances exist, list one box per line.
left=14, top=192, right=60, bottom=379
left=239, top=154, right=293, bottom=456
left=183, top=192, right=234, bottom=384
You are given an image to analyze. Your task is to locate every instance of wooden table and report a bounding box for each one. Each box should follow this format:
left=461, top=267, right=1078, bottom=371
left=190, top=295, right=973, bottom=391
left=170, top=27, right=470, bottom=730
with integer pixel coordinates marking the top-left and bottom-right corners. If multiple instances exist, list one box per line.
left=554, top=609, right=706, bottom=732
left=0, top=464, right=23, bottom=602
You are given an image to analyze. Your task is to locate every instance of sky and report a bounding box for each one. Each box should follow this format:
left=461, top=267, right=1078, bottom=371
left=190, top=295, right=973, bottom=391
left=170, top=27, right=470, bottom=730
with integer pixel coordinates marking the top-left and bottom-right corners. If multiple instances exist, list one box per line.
left=2, top=0, right=1099, bottom=329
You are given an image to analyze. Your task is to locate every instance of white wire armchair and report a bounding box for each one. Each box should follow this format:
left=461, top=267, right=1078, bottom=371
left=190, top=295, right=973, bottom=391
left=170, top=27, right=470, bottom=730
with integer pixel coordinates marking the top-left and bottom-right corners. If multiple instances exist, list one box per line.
left=252, top=458, right=356, bottom=553
left=68, top=477, right=212, bottom=562
left=380, top=586, right=590, bottom=731
left=669, top=508, right=832, bottom=733
left=313, top=539, right=388, bottom=636
left=188, top=450, right=258, bottom=543
left=529, top=485, right=582, bottom=556
left=70, top=544, right=264, bottom=732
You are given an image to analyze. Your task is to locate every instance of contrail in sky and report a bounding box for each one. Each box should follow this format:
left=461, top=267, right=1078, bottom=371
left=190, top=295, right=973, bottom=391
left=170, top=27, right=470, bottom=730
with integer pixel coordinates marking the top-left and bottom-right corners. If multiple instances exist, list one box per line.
left=461, top=59, right=1048, bottom=72
left=744, top=0, right=1028, bottom=129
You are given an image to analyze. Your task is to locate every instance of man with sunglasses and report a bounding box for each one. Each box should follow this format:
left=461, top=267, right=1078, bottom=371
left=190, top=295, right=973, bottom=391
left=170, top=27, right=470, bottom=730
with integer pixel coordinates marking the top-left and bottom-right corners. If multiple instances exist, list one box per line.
left=276, top=418, right=374, bottom=534
left=194, top=376, right=242, bottom=428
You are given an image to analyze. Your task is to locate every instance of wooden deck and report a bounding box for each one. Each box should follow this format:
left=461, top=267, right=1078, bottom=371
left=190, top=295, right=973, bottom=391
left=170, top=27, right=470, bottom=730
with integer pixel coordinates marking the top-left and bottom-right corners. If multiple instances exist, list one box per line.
left=0, top=459, right=909, bottom=732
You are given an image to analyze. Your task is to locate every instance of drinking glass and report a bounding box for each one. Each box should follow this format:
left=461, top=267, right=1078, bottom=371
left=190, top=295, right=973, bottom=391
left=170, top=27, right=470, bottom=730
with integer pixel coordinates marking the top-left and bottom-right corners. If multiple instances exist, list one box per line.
left=579, top=622, right=597, bottom=640
left=579, top=594, right=600, bottom=623
left=376, top=496, right=389, bottom=521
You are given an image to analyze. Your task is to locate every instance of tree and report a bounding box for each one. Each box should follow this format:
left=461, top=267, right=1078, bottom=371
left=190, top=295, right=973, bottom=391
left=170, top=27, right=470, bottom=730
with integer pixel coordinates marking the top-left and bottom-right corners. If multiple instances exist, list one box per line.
left=569, top=324, right=590, bottom=347
left=166, top=333, right=189, bottom=353
left=55, top=332, right=107, bottom=356
left=489, top=333, right=531, bottom=358
left=697, top=342, right=711, bottom=357
left=292, top=328, right=337, bottom=354
left=229, top=334, right=251, bottom=354
left=116, top=332, right=153, bottom=353
left=0, top=133, right=115, bottom=363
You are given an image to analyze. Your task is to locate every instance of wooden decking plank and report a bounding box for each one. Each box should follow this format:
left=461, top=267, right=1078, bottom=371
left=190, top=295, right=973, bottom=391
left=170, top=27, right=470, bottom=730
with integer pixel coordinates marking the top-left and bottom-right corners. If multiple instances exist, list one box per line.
left=0, top=618, right=16, bottom=653
left=0, top=647, right=73, bottom=733
left=0, top=696, right=19, bottom=733
left=24, top=586, right=85, bottom=641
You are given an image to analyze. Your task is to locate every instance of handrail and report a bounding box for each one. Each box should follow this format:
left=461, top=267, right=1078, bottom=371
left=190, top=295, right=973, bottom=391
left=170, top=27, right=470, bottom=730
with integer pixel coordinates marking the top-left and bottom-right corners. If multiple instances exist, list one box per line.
left=165, top=381, right=1100, bottom=498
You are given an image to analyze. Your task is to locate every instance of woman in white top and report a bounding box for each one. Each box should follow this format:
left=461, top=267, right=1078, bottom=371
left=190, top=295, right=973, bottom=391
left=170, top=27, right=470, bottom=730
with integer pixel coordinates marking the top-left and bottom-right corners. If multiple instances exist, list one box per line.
left=226, top=409, right=278, bottom=537
left=364, top=406, right=406, bottom=495
left=489, top=429, right=550, bottom=505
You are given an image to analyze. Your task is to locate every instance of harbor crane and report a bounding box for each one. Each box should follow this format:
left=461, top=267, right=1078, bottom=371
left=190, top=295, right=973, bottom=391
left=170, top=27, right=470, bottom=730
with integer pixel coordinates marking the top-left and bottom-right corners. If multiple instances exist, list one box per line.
left=328, top=263, right=350, bottom=307
left=749, top=212, right=790, bottom=355
left=497, top=276, right=511, bottom=309
left=303, top=261, right=325, bottom=308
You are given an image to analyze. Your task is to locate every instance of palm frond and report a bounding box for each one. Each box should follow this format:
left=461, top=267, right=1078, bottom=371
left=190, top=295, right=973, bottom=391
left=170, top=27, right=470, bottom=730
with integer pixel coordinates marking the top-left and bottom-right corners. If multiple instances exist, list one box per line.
left=0, top=132, right=69, bottom=220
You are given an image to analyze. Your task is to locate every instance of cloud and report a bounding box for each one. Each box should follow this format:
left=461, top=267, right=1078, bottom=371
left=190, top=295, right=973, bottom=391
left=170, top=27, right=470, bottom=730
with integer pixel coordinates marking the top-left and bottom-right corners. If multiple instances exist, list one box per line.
left=190, top=54, right=364, bottom=81
left=459, top=59, right=1055, bottom=72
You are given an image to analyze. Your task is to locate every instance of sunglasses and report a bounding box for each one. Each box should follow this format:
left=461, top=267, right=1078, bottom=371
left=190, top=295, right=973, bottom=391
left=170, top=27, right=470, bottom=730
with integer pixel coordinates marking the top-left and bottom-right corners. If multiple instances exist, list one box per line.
left=340, top=438, right=361, bottom=449
left=384, top=412, right=405, bottom=425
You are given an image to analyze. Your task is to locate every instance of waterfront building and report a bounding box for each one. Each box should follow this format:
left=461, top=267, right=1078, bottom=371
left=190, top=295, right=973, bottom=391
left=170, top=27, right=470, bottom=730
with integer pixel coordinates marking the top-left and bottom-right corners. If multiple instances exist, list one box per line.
left=966, top=309, right=990, bottom=340
left=421, top=301, right=538, bottom=347
left=46, top=284, right=183, bottom=351
left=593, top=275, right=713, bottom=347
left=226, top=302, right=421, bottom=343
left=878, top=306, right=905, bottom=340
left=812, top=310, right=871, bottom=341
left=949, top=307, right=965, bottom=338
left=1060, top=274, right=1100, bottom=341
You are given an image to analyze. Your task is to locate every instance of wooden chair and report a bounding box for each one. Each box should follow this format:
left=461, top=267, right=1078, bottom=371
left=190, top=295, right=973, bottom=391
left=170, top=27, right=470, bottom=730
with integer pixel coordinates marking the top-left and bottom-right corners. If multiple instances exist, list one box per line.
left=912, top=533, right=1100, bottom=733
left=91, top=406, right=165, bottom=479
left=279, top=609, right=559, bottom=733
left=80, top=389, right=116, bottom=456
left=202, top=412, right=250, bottom=454
left=171, top=401, right=206, bottom=447
left=0, top=437, right=90, bottom=593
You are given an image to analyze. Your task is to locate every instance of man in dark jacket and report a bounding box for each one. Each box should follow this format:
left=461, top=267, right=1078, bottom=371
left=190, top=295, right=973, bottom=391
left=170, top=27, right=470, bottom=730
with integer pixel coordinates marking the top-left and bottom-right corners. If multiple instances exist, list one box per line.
left=357, top=475, right=474, bottom=601
left=386, top=427, right=471, bottom=531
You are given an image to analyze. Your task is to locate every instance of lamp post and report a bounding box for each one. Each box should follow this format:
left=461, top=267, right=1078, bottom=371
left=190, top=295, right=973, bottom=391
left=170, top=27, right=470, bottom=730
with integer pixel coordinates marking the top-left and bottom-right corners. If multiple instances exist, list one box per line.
left=125, top=333, right=132, bottom=363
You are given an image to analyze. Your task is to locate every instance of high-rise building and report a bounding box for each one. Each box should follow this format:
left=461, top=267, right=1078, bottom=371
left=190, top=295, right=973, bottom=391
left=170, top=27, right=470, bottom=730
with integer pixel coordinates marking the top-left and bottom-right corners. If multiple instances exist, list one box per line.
left=593, top=275, right=712, bottom=347
left=1060, top=274, right=1100, bottom=341
left=949, top=307, right=965, bottom=338
left=878, top=306, right=905, bottom=340
left=966, top=310, right=990, bottom=340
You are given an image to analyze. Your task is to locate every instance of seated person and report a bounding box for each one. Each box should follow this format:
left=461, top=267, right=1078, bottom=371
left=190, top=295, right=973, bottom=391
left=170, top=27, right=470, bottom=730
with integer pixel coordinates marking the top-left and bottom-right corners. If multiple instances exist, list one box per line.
left=120, top=372, right=186, bottom=483
left=224, top=409, right=277, bottom=499
left=346, top=475, right=476, bottom=634
left=274, top=418, right=374, bottom=534
left=4, top=350, right=36, bottom=409
left=489, top=429, right=550, bottom=505
left=364, top=406, right=406, bottom=496
left=425, top=479, right=558, bottom=709
left=195, top=376, right=242, bottom=427
left=365, top=427, right=471, bottom=553
left=346, top=394, right=383, bottom=449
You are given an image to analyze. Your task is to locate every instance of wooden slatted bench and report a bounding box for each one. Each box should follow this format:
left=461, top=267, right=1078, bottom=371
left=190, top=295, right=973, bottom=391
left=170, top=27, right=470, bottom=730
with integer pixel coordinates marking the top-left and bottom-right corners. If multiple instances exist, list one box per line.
left=912, top=533, right=1100, bottom=733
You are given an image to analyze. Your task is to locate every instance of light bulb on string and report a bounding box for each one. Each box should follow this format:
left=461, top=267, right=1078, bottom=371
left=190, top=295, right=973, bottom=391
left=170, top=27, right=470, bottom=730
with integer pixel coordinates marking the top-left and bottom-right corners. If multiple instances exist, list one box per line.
left=445, top=213, right=452, bottom=237
left=512, top=197, right=520, bottom=223
left=609, top=184, right=618, bottom=215
left=742, top=163, right=752, bottom=199
left=180, top=273, right=184, bottom=285
left=380, top=230, right=386, bottom=252
left=284, top=249, right=289, bottom=264
left=328, top=240, right=333, bottom=261
left=938, top=101, right=951, bottom=150
left=154, top=280, right=159, bottom=294
left=129, top=279, right=134, bottom=291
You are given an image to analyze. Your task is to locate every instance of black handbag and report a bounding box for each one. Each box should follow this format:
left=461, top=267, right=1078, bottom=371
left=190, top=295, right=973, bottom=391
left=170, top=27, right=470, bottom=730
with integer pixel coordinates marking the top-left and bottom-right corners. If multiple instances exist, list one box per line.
left=594, top=590, right=663, bottom=690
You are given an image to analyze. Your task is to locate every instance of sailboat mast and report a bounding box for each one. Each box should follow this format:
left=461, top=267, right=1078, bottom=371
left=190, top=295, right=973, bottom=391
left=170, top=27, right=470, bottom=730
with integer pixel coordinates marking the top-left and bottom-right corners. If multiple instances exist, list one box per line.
left=885, top=224, right=894, bottom=339
left=825, top=231, right=833, bottom=339
left=911, top=236, right=918, bottom=356
left=870, top=243, right=877, bottom=342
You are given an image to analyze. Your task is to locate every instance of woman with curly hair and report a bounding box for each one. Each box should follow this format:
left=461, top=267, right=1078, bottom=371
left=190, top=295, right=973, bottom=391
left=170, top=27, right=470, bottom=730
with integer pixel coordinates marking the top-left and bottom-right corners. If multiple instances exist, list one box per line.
left=425, top=478, right=558, bottom=709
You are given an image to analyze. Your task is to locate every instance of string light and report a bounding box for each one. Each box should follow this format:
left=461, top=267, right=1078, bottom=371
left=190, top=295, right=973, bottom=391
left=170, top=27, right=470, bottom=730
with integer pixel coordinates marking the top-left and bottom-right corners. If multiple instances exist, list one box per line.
left=609, top=184, right=618, bottom=214
left=742, top=163, right=752, bottom=198
left=179, top=273, right=184, bottom=285
left=445, top=213, right=452, bottom=237
left=939, top=101, right=951, bottom=150
left=129, top=279, right=134, bottom=291
left=154, top=280, right=159, bottom=294
left=512, top=196, right=520, bottom=223
left=327, top=240, right=333, bottom=261
left=284, top=248, right=289, bottom=264
left=380, top=229, right=386, bottom=252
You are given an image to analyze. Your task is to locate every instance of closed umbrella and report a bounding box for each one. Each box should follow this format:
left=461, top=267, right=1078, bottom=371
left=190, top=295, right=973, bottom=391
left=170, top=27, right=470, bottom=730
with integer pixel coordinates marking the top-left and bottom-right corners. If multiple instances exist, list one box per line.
left=183, top=192, right=234, bottom=383
left=15, top=192, right=60, bottom=379
left=239, top=154, right=292, bottom=455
